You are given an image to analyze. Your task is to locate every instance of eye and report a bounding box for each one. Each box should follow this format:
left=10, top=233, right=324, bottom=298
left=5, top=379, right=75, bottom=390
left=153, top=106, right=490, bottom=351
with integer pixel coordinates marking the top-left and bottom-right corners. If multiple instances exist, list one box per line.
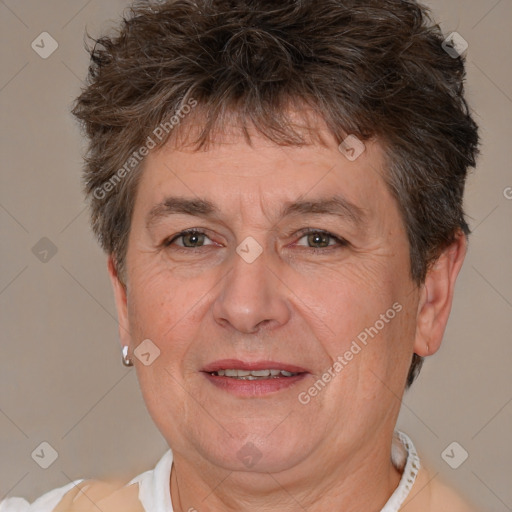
left=163, top=228, right=348, bottom=252
left=294, top=229, right=348, bottom=251
left=164, top=229, right=215, bottom=249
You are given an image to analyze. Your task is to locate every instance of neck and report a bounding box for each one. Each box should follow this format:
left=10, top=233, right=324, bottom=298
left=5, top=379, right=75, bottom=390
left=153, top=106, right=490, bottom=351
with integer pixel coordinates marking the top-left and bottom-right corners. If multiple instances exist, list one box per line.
left=169, top=434, right=402, bottom=512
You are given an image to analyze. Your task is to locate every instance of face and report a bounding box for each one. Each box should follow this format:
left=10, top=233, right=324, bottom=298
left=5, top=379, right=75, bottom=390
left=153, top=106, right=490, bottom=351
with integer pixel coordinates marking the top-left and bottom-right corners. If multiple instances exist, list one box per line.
left=112, top=123, right=423, bottom=476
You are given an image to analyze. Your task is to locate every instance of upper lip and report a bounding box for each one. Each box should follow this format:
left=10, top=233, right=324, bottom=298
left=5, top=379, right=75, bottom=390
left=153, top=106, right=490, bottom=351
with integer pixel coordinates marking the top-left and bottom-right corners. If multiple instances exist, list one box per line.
left=202, top=359, right=308, bottom=373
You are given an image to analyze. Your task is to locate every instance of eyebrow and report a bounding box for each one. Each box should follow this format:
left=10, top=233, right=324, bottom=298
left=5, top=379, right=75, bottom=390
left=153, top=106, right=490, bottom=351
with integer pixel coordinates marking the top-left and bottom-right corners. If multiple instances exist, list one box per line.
left=146, top=194, right=367, bottom=230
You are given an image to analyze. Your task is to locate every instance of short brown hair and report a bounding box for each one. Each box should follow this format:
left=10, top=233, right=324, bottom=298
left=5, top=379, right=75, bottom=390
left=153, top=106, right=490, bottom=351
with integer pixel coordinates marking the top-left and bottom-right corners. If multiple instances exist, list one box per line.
left=72, top=0, right=479, bottom=388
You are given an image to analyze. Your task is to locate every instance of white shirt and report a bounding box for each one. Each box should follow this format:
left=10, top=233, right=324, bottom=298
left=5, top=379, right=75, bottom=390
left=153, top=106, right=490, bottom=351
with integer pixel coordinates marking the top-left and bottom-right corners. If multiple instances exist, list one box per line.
left=0, top=430, right=419, bottom=512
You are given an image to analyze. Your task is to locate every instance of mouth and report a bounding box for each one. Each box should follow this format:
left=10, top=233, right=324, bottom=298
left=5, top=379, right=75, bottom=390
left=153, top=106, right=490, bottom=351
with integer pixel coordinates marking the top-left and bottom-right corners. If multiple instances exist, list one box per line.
left=209, top=368, right=300, bottom=380
left=201, top=359, right=308, bottom=396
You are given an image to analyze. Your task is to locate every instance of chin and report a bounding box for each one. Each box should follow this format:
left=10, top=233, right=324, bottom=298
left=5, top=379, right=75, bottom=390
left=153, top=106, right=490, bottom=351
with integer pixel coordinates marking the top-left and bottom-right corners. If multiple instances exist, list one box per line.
left=195, top=427, right=311, bottom=474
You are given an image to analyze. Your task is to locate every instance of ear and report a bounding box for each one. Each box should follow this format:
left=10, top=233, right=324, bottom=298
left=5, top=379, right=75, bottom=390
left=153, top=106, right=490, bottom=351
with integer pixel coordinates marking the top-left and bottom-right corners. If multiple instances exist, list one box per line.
left=107, top=255, right=131, bottom=350
left=413, top=231, right=467, bottom=357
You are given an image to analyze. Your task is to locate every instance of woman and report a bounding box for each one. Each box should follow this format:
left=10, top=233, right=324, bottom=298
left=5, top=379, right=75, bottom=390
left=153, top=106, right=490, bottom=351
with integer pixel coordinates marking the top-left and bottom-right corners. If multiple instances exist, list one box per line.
left=1, top=0, right=480, bottom=510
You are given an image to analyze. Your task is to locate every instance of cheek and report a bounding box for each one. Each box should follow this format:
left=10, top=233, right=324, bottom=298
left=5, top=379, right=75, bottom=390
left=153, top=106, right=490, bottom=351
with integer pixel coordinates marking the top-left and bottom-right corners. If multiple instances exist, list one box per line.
left=126, top=266, right=189, bottom=356
left=357, top=299, right=418, bottom=401
left=126, top=269, right=204, bottom=441
left=305, top=264, right=414, bottom=389
left=129, top=257, right=199, bottom=318
left=309, top=261, right=400, bottom=333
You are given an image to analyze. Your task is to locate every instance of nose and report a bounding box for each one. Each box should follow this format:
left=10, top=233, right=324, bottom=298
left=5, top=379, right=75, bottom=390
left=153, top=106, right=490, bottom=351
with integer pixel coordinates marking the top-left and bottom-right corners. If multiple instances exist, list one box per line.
left=212, top=245, right=291, bottom=335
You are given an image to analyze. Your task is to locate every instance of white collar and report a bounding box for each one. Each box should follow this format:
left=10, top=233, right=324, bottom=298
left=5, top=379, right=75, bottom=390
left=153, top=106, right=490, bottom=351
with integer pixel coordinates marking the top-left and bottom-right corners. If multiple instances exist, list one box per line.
left=130, top=430, right=420, bottom=512
left=382, top=430, right=421, bottom=511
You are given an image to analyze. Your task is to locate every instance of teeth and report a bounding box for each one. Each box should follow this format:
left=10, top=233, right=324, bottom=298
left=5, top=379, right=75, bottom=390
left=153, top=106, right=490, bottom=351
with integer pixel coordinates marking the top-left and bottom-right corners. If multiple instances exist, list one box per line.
left=224, top=369, right=247, bottom=377
left=250, top=369, right=270, bottom=377
left=212, top=369, right=299, bottom=379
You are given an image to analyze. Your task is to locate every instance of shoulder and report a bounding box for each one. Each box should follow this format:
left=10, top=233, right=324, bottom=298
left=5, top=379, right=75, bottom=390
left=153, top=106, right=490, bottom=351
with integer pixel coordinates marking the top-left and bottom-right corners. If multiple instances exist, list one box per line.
left=0, top=480, right=144, bottom=512
left=0, top=481, right=83, bottom=512
left=428, top=474, right=479, bottom=512
left=53, top=479, right=144, bottom=512
left=403, top=464, right=479, bottom=512
left=0, top=450, right=172, bottom=512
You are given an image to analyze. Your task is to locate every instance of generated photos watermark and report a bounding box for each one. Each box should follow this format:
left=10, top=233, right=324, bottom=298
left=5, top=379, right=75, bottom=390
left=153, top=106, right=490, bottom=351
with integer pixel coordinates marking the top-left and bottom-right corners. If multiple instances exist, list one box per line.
left=298, top=302, right=403, bottom=404
left=93, top=97, right=198, bottom=200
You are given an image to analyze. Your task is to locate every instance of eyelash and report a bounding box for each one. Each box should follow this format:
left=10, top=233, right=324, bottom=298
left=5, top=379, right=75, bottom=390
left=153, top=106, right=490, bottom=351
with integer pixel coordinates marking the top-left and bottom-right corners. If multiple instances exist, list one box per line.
left=163, top=228, right=348, bottom=253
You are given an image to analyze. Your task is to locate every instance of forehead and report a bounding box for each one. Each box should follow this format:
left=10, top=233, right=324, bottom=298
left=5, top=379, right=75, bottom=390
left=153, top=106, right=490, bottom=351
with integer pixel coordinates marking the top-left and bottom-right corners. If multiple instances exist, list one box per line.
left=132, top=128, right=403, bottom=245
left=148, top=120, right=384, bottom=187
left=140, top=104, right=385, bottom=193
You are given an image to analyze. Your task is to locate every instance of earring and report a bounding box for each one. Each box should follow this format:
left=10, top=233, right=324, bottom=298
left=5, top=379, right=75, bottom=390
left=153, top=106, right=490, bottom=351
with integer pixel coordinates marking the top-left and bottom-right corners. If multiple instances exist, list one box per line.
left=122, top=345, right=134, bottom=367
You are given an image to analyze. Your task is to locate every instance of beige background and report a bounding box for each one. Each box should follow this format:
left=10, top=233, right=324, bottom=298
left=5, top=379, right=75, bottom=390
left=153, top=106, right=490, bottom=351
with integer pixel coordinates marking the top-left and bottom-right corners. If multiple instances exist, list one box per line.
left=0, top=0, right=511, bottom=510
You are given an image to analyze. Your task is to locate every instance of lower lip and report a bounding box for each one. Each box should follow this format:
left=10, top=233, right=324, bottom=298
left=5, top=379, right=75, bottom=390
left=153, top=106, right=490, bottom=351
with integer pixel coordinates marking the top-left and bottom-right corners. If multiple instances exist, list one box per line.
left=202, top=372, right=308, bottom=396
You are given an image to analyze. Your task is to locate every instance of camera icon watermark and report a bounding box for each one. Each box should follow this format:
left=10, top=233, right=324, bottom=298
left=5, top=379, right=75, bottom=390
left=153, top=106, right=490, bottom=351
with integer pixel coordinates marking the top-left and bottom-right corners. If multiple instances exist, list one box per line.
left=31, top=441, right=59, bottom=469
left=237, top=442, right=262, bottom=468
left=31, top=237, right=58, bottom=263
left=236, top=236, right=263, bottom=264
left=441, top=441, right=468, bottom=469
left=134, top=339, right=161, bottom=366
left=442, top=32, right=468, bottom=59
left=338, top=135, right=366, bottom=161
left=31, top=32, right=59, bottom=59
left=503, top=187, right=512, bottom=200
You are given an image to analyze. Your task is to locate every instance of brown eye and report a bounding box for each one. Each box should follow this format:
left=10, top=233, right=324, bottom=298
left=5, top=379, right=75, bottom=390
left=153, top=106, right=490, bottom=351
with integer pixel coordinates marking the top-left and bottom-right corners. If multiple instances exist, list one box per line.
left=306, top=232, right=331, bottom=248
left=165, top=230, right=214, bottom=249
left=295, top=229, right=347, bottom=250
left=180, top=232, right=207, bottom=248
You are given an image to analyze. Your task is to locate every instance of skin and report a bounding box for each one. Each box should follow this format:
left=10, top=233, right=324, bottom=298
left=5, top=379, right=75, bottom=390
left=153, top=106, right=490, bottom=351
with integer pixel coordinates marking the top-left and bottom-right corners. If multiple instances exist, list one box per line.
left=108, top=119, right=468, bottom=512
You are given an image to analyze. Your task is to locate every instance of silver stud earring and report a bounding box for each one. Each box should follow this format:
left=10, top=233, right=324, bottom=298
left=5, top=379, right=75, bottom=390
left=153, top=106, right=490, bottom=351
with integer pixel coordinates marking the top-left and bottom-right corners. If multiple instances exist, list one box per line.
left=122, top=345, right=134, bottom=367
